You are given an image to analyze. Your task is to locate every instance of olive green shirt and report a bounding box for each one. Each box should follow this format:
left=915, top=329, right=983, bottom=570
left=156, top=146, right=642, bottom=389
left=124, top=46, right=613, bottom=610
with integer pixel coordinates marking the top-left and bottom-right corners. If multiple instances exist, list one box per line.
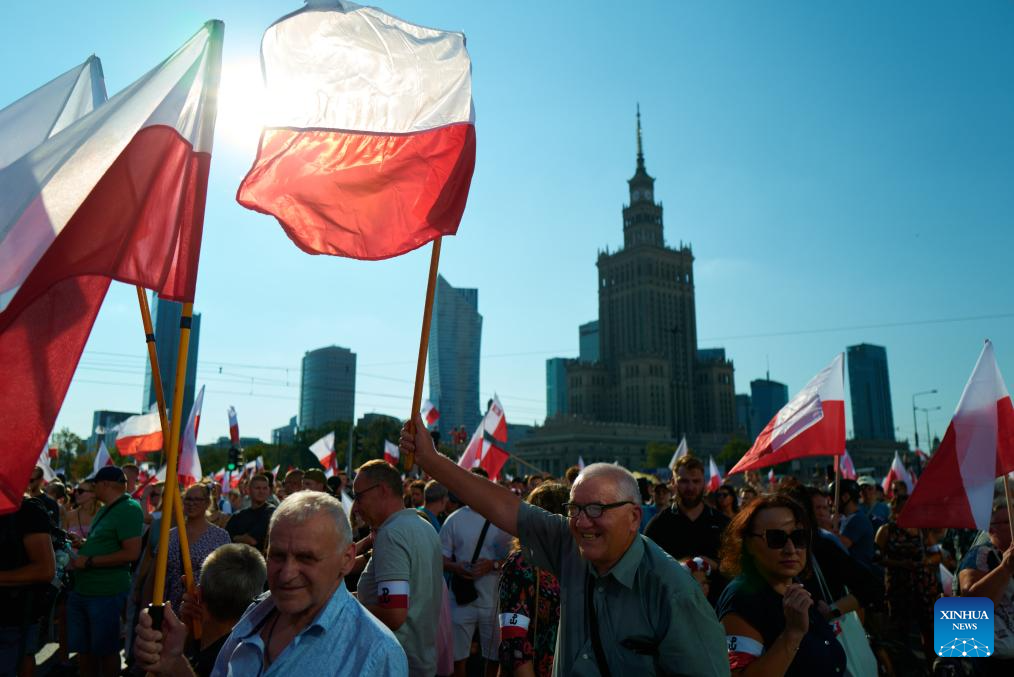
left=75, top=495, right=143, bottom=596
left=517, top=502, right=730, bottom=676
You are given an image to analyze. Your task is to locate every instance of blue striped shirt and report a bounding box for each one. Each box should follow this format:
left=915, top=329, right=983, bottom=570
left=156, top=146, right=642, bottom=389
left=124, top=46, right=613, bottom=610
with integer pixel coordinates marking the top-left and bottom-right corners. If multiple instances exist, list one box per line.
left=211, top=580, right=408, bottom=676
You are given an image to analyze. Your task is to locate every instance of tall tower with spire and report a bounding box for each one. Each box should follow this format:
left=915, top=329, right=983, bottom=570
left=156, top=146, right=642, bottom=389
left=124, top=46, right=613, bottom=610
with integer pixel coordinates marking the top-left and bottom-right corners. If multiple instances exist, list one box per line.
left=623, top=105, right=664, bottom=248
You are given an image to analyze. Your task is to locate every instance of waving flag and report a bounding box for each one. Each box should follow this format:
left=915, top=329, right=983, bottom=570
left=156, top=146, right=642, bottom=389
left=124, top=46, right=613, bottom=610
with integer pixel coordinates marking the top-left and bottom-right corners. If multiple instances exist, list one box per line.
left=310, top=432, right=337, bottom=471
left=115, top=412, right=163, bottom=457
left=237, top=1, right=475, bottom=260
left=668, top=436, right=689, bottom=472
left=93, top=441, right=114, bottom=476
left=882, top=451, right=912, bottom=497
left=578, top=456, right=586, bottom=471
left=0, top=22, right=223, bottom=514
left=899, top=341, right=1014, bottom=530
left=729, top=354, right=845, bottom=474
left=768, top=467, right=776, bottom=489
left=227, top=406, right=241, bottom=449
left=707, top=456, right=723, bottom=493
left=840, top=449, right=857, bottom=480
left=36, top=446, right=57, bottom=483
left=384, top=441, right=400, bottom=466
left=422, top=400, right=440, bottom=427
left=179, top=385, right=205, bottom=487
left=459, top=395, right=509, bottom=481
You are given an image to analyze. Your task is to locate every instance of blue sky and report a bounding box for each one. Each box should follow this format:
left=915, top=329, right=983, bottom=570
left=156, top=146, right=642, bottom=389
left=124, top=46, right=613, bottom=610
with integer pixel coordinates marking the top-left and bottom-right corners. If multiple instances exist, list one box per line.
left=4, top=1, right=1013, bottom=447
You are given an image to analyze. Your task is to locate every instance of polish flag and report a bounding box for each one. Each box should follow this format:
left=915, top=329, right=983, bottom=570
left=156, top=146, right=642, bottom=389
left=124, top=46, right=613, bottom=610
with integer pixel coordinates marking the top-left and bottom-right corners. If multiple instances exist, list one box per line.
left=578, top=456, right=586, bottom=471
left=115, top=412, right=163, bottom=457
left=384, top=441, right=400, bottom=466
left=309, top=432, right=336, bottom=471
left=256, top=456, right=265, bottom=471
left=707, top=456, right=723, bottom=493
left=422, top=400, right=440, bottom=427
left=899, top=341, right=1014, bottom=530
left=459, top=395, right=509, bottom=481
left=271, top=464, right=281, bottom=480
left=214, top=468, right=225, bottom=482
left=93, top=441, right=114, bottom=476
left=668, top=436, right=689, bottom=472
left=227, top=406, right=241, bottom=449
left=36, top=446, right=57, bottom=483
left=767, top=467, right=776, bottom=489
left=882, top=451, right=913, bottom=498
left=179, top=385, right=205, bottom=487
left=237, top=1, right=475, bottom=260
left=840, top=449, right=858, bottom=481
left=0, top=23, right=222, bottom=514
left=729, top=354, right=845, bottom=474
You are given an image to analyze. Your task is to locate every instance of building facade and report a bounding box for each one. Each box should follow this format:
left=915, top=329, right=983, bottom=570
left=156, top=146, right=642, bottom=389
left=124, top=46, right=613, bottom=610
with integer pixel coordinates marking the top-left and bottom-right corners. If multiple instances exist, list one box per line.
left=546, top=357, right=571, bottom=419
left=749, top=378, right=789, bottom=436
left=579, top=321, right=600, bottom=363
left=143, top=294, right=200, bottom=423
left=272, top=416, right=298, bottom=445
left=299, top=346, right=356, bottom=430
left=847, top=343, right=895, bottom=441
left=428, top=274, right=482, bottom=440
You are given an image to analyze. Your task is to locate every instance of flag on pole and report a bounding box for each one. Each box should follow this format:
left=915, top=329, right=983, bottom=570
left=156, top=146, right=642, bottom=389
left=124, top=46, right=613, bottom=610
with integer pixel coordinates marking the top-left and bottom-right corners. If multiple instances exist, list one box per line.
left=422, top=400, right=440, bottom=427
left=577, top=456, right=586, bottom=471
left=0, top=22, right=223, bottom=514
left=882, top=451, right=913, bottom=498
left=840, top=449, right=858, bottom=480
left=237, top=1, right=475, bottom=260
left=707, top=456, right=723, bottom=493
left=115, top=412, right=163, bottom=457
left=179, top=385, right=205, bottom=487
left=309, top=432, right=337, bottom=471
left=271, top=464, right=281, bottom=479
left=227, top=406, right=241, bottom=449
left=36, top=446, right=57, bottom=483
left=729, top=354, right=845, bottom=474
left=384, top=441, right=400, bottom=466
left=668, top=436, right=689, bottom=472
left=458, top=395, right=509, bottom=480
left=767, top=467, right=776, bottom=489
left=93, top=441, right=114, bottom=476
left=898, top=343, right=1014, bottom=529
left=256, top=456, right=265, bottom=471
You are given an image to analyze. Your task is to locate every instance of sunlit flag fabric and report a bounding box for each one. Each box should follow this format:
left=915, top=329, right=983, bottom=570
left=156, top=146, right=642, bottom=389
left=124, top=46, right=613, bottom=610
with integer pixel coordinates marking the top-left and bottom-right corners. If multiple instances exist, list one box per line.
left=459, top=395, right=509, bottom=481
left=115, top=412, right=163, bottom=457
left=707, top=456, right=723, bottom=493
left=668, top=436, right=689, bottom=472
left=36, top=446, right=57, bottom=483
left=384, top=441, right=400, bottom=466
left=236, top=0, right=476, bottom=260
left=840, top=449, right=857, bottom=480
left=310, top=432, right=337, bottom=471
left=729, top=354, right=845, bottom=474
left=93, top=441, right=114, bottom=476
left=179, top=385, right=205, bottom=487
left=228, top=406, right=241, bottom=449
left=422, top=400, right=440, bottom=427
left=882, top=451, right=913, bottom=498
left=899, top=340, right=1014, bottom=530
left=0, top=22, right=223, bottom=514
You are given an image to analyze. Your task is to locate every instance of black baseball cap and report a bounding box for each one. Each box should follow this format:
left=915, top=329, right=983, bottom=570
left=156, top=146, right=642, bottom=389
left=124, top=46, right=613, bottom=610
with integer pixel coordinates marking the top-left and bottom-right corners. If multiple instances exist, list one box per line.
left=89, top=466, right=127, bottom=484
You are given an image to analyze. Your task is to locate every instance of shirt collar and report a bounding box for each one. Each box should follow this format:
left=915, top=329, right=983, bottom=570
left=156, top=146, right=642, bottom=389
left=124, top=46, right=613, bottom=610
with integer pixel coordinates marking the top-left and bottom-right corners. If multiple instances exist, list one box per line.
left=591, top=534, right=644, bottom=589
left=234, top=580, right=353, bottom=641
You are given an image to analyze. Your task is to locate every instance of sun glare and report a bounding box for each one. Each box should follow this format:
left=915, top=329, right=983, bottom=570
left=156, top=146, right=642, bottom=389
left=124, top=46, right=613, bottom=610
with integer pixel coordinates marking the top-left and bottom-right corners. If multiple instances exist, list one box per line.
left=215, top=60, right=267, bottom=151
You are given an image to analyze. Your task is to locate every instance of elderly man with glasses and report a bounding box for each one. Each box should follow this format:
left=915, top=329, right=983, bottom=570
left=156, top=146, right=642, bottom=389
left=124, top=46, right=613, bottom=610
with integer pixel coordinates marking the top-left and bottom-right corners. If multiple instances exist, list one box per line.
left=400, top=417, right=729, bottom=677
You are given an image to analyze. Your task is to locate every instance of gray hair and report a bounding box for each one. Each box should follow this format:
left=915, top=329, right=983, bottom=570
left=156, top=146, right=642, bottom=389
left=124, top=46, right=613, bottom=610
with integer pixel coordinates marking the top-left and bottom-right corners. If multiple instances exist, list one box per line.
left=269, top=490, right=352, bottom=549
left=199, top=544, right=267, bottom=621
left=574, top=463, right=641, bottom=504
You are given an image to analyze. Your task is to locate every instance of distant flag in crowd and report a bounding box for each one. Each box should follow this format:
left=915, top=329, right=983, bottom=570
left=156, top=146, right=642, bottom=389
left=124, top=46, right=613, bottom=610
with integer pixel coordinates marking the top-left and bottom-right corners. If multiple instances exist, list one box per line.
left=309, top=432, right=337, bottom=471
left=915, top=448, right=930, bottom=463
left=767, top=467, right=776, bottom=489
left=0, top=23, right=223, bottom=514
left=36, top=446, right=57, bottom=483
left=272, top=464, right=281, bottom=479
left=840, top=449, right=857, bottom=480
left=578, top=456, right=586, bottom=471
left=707, top=456, right=723, bottom=493
left=882, top=451, right=913, bottom=498
left=422, top=400, right=440, bottom=427
left=115, top=412, right=163, bottom=457
left=729, top=354, right=845, bottom=474
left=899, top=340, right=1014, bottom=530
left=178, top=385, right=205, bottom=487
left=459, top=395, right=509, bottom=480
left=237, top=1, right=475, bottom=260
left=93, top=441, right=114, bottom=476
left=243, top=460, right=257, bottom=474
left=256, top=456, right=265, bottom=471
left=384, top=441, right=400, bottom=466
left=228, top=406, right=241, bottom=449
left=668, top=436, right=689, bottom=472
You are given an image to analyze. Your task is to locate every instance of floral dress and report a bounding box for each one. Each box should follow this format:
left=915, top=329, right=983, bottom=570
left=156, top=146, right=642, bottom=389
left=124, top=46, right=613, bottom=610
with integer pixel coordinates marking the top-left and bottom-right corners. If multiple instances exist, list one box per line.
left=883, top=522, right=940, bottom=620
left=497, top=548, right=561, bottom=677
left=165, top=524, right=231, bottom=611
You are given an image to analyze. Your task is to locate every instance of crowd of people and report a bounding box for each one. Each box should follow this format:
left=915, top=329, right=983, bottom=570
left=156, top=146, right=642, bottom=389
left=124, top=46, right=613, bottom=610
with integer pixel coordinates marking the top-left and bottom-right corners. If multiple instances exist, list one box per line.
left=2, top=421, right=1013, bottom=676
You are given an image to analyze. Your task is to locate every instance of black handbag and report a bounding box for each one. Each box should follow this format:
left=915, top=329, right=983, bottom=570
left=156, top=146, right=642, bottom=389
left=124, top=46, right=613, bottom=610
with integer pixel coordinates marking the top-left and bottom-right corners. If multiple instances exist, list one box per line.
left=450, top=519, right=491, bottom=606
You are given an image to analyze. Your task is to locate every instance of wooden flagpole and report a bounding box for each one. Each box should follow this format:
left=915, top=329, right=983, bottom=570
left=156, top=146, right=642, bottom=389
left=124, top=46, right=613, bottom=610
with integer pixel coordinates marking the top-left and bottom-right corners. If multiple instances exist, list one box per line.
left=404, top=238, right=442, bottom=470
left=831, top=455, right=842, bottom=523
left=149, top=300, right=195, bottom=630
left=1004, top=475, right=1014, bottom=541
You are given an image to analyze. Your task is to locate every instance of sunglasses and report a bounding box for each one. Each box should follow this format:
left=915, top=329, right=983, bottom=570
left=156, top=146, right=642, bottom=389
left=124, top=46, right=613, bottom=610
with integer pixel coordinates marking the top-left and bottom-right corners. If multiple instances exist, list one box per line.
left=750, top=529, right=809, bottom=550
left=75, top=488, right=93, bottom=495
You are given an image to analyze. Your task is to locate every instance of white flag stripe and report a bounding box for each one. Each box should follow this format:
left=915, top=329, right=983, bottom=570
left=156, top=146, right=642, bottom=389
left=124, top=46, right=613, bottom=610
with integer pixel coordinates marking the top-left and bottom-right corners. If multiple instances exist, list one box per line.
left=115, top=412, right=162, bottom=439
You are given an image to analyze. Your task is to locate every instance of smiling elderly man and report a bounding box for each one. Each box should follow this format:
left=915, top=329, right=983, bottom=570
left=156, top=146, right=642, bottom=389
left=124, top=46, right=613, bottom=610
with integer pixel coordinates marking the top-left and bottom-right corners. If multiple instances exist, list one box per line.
left=134, top=490, right=407, bottom=676
left=400, top=417, right=730, bottom=677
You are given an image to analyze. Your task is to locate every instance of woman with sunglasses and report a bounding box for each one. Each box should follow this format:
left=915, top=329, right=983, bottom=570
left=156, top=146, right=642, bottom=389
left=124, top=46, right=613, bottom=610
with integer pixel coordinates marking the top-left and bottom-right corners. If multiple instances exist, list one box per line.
left=65, top=482, right=100, bottom=551
left=714, top=483, right=739, bottom=520
left=716, top=494, right=846, bottom=676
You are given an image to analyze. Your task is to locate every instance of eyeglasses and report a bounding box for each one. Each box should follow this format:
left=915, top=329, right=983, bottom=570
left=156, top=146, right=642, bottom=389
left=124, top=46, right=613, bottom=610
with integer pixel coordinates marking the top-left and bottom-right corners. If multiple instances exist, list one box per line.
left=750, top=529, right=809, bottom=550
left=563, top=501, right=633, bottom=519
left=350, top=484, right=381, bottom=501
left=75, top=488, right=93, bottom=495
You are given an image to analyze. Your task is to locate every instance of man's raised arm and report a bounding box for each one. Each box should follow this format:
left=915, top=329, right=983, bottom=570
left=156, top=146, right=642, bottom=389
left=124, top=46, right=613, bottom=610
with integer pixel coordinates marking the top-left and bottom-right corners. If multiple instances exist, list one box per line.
left=400, top=415, right=521, bottom=536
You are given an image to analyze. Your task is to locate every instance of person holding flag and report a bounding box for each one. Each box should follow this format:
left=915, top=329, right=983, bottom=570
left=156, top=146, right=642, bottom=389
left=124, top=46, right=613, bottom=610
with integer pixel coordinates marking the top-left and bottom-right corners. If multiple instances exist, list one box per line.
left=159, top=483, right=229, bottom=613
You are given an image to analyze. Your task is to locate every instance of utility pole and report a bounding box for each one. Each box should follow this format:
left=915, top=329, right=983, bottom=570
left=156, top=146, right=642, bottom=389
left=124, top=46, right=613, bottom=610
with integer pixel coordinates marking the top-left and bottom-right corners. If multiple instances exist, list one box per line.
left=912, top=389, right=937, bottom=450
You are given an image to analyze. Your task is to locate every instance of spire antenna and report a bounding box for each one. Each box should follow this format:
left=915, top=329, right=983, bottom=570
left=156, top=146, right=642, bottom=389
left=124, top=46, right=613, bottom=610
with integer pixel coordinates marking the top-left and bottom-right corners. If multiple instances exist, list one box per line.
left=636, top=103, right=644, bottom=168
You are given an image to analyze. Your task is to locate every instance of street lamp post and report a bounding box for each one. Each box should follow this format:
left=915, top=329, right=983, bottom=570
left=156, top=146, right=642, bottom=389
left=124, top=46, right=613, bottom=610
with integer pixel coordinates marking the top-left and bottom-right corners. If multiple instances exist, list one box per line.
left=912, top=389, right=937, bottom=451
left=918, top=406, right=942, bottom=453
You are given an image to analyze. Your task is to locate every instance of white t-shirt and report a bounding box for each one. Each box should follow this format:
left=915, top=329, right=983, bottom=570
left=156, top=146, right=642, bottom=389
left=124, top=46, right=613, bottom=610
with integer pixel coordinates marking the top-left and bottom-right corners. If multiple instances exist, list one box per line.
left=440, top=506, right=511, bottom=609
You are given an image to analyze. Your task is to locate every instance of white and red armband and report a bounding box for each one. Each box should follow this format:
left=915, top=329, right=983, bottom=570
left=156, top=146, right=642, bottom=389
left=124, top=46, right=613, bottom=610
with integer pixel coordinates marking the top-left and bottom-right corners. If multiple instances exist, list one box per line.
left=498, top=612, right=531, bottom=640
left=726, top=635, right=764, bottom=670
left=377, top=580, right=410, bottom=609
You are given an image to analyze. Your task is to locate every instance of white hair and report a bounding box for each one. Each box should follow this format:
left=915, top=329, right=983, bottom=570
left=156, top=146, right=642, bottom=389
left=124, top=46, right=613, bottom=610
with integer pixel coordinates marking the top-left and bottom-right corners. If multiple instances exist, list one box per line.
left=574, top=463, right=641, bottom=504
left=269, top=490, right=352, bottom=549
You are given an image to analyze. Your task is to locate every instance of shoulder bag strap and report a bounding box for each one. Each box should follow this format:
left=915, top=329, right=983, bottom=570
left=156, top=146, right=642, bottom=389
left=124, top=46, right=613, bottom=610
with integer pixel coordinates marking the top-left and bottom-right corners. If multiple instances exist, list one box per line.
left=88, top=494, right=128, bottom=534
left=470, top=519, right=492, bottom=564
left=586, top=571, right=613, bottom=677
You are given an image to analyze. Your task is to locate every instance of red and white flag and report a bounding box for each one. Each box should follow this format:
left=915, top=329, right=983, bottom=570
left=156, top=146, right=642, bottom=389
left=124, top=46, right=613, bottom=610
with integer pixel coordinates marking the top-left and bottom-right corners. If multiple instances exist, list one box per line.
left=668, top=436, right=689, bottom=472
left=271, top=464, right=281, bottom=479
left=384, top=441, right=400, bottom=466
left=578, top=456, right=586, bottom=471
left=767, top=467, right=776, bottom=489
left=237, top=1, right=475, bottom=260
left=707, top=456, right=723, bottom=493
left=36, top=446, right=57, bottom=483
left=309, top=432, right=336, bottom=471
left=422, top=400, right=440, bottom=427
left=0, top=23, right=222, bottom=514
left=115, top=412, right=163, bottom=457
left=899, top=341, right=1014, bottom=530
left=179, top=385, right=205, bottom=487
left=93, top=441, right=114, bottom=476
left=458, top=395, right=509, bottom=481
left=227, top=406, right=241, bottom=449
left=882, top=451, right=913, bottom=498
left=840, top=449, right=857, bottom=480
left=729, top=354, right=845, bottom=474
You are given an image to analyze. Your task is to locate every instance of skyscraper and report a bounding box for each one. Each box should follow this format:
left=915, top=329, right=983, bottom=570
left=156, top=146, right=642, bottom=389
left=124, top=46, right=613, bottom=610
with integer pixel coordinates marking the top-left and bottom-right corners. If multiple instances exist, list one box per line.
left=750, top=378, right=789, bottom=437
left=847, top=343, right=895, bottom=440
left=89, top=410, right=135, bottom=452
left=143, top=294, right=200, bottom=423
left=428, top=274, right=482, bottom=440
left=546, top=358, right=571, bottom=418
left=579, top=321, right=599, bottom=363
left=299, top=346, right=356, bottom=430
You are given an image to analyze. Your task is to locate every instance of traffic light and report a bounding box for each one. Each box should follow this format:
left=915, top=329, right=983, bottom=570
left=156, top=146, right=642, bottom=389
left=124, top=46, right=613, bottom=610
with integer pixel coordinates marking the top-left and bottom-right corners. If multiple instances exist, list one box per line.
left=227, top=446, right=240, bottom=471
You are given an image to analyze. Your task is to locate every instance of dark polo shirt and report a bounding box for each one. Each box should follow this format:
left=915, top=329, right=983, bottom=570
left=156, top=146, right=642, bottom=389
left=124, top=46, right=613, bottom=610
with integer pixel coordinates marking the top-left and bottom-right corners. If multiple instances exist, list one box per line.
left=644, top=503, right=730, bottom=604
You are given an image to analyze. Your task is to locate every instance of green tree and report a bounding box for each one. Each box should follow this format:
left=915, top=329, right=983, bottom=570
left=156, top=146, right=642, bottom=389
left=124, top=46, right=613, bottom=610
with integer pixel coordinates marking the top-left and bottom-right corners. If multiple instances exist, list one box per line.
left=717, top=436, right=750, bottom=467
left=645, top=441, right=677, bottom=470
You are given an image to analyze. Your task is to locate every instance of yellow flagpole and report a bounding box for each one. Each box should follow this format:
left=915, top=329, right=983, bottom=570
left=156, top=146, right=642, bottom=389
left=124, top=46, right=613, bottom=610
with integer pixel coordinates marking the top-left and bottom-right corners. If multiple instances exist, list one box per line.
left=404, top=238, right=442, bottom=470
